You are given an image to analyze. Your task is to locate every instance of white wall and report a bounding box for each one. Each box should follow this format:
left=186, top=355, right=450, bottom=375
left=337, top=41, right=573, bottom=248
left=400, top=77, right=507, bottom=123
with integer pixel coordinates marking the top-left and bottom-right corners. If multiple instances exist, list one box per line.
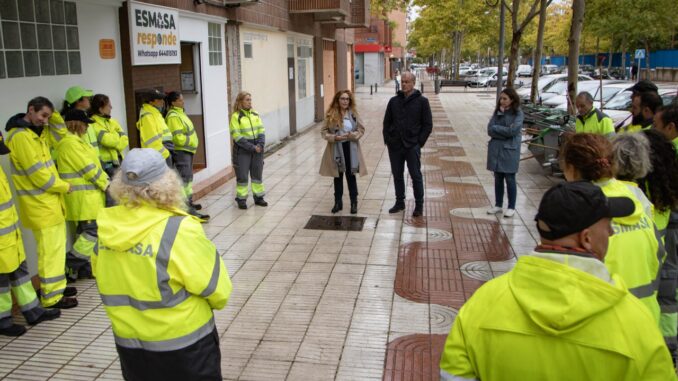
left=0, top=1, right=125, bottom=274
left=240, top=26, right=289, bottom=145
left=177, top=14, right=229, bottom=183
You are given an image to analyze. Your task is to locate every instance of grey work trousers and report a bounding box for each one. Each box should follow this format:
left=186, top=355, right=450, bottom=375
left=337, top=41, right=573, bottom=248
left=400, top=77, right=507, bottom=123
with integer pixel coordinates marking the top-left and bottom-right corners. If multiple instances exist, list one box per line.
left=233, top=145, right=264, bottom=200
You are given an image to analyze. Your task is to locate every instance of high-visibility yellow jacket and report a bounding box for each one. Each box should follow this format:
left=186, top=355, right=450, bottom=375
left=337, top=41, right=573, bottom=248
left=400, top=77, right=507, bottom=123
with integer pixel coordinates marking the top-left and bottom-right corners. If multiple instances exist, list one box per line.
left=93, top=204, right=232, bottom=351
left=229, top=108, right=265, bottom=151
left=440, top=252, right=676, bottom=381
left=137, top=104, right=171, bottom=159
left=42, top=111, right=68, bottom=156
left=5, top=114, right=68, bottom=230
left=166, top=107, right=198, bottom=154
left=0, top=165, right=25, bottom=274
left=595, top=178, right=663, bottom=323
left=55, top=133, right=109, bottom=221
left=575, top=108, right=615, bottom=137
left=88, top=115, right=128, bottom=165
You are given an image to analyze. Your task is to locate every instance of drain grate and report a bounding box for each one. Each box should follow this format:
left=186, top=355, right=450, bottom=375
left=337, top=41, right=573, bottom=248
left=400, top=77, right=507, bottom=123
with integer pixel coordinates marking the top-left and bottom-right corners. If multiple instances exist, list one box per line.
left=304, top=215, right=367, bottom=231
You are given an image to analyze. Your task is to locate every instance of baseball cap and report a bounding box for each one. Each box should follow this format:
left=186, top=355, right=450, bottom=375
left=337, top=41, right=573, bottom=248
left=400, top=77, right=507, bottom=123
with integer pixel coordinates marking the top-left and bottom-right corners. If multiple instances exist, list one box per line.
left=120, top=148, right=168, bottom=186
left=535, top=181, right=635, bottom=240
left=627, top=80, right=658, bottom=95
left=0, top=131, right=10, bottom=155
left=65, top=86, right=93, bottom=105
left=64, top=109, right=94, bottom=124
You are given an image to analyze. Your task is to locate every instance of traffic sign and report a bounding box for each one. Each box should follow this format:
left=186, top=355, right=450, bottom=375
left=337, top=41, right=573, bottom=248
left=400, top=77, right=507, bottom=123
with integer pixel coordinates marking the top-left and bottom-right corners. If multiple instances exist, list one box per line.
left=635, top=49, right=646, bottom=59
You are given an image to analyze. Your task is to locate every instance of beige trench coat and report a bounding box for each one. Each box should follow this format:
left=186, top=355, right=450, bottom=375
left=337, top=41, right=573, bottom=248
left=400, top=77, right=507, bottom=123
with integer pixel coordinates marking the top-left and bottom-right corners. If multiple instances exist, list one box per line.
left=319, top=115, right=368, bottom=178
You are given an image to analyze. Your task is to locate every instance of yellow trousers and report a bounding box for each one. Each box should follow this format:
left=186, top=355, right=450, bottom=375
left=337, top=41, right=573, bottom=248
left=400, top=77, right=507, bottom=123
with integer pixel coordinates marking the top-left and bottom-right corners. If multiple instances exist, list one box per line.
left=32, top=222, right=67, bottom=306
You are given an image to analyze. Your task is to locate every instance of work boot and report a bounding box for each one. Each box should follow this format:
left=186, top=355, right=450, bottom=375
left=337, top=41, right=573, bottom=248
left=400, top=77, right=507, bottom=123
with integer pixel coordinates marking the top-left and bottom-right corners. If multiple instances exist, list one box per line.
left=0, top=324, right=26, bottom=337
left=236, top=199, right=248, bottom=210
left=27, top=309, right=61, bottom=326
left=189, top=207, right=211, bottom=222
left=332, top=200, right=343, bottom=214
left=64, top=286, right=77, bottom=297
left=47, top=297, right=78, bottom=309
left=254, top=197, right=268, bottom=207
left=190, top=202, right=203, bottom=210
left=388, top=202, right=405, bottom=214
left=350, top=202, right=358, bottom=214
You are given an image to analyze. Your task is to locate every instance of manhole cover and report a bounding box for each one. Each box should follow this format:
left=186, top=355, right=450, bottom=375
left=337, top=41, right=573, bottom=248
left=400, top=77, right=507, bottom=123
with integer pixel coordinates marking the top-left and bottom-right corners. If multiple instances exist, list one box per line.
left=304, top=215, right=367, bottom=231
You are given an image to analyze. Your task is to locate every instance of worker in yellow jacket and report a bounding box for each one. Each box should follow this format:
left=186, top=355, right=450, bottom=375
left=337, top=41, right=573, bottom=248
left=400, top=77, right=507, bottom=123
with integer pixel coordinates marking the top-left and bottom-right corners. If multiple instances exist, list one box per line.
left=440, top=182, right=676, bottom=381
left=574, top=92, right=615, bottom=137
left=0, top=131, right=61, bottom=336
left=44, top=86, right=94, bottom=160
left=229, top=91, right=267, bottom=209
left=5, top=97, right=78, bottom=309
left=88, top=94, right=128, bottom=177
left=94, top=148, right=232, bottom=381
left=138, top=89, right=173, bottom=167
left=56, top=109, right=110, bottom=282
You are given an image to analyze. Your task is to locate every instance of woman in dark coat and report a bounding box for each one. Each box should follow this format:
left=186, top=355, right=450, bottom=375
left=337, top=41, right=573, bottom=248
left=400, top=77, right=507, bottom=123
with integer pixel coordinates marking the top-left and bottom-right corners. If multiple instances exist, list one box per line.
left=486, top=88, right=524, bottom=218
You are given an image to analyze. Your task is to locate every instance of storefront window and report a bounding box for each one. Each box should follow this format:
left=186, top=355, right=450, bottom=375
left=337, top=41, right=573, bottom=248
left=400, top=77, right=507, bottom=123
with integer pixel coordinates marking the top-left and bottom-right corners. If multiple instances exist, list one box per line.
left=208, top=22, right=222, bottom=66
left=0, top=0, right=81, bottom=78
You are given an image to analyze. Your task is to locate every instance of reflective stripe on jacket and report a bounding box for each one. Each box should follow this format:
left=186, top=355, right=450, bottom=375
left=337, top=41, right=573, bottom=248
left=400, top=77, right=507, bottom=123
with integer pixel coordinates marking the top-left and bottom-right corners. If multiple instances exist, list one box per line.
left=439, top=252, right=676, bottom=381
left=55, top=133, right=109, bottom=221
left=0, top=165, right=25, bottom=273
left=6, top=127, right=68, bottom=230
left=89, top=115, right=128, bottom=165
left=166, top=107, right=198, bottom=154
left=137, top=104, right=171, bottom=159
left=596, top=178, right=663, bottom=323
left=229, top=109, right=265, bottom=144
left=94, top=205, right=232, bottom=351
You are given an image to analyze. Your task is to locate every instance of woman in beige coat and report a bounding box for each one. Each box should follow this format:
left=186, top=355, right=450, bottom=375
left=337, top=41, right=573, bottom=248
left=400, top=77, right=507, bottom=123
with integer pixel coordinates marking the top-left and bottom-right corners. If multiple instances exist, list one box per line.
left=320, top=90, right=368, bottom=214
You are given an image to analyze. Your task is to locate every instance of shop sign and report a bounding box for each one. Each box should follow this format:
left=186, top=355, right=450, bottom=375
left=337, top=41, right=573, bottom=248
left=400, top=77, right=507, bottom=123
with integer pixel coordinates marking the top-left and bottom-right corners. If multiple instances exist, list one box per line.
left=99, top=39, right=116, bottom=59
left=128, top=2, right=180, bottom=66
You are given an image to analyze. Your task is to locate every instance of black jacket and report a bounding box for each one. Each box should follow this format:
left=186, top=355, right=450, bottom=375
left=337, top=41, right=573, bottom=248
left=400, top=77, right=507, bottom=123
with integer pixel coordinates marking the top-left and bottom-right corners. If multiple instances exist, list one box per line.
left=382, top=90, right=433, bottom=149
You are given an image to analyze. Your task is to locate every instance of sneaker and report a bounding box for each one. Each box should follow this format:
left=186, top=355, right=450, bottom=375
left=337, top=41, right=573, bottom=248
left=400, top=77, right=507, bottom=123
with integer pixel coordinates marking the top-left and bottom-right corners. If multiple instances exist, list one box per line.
left=236, top=199, right=247, bottom=210
left=27, top=309, right=61, bottom=325
left=47, top=297, right=78, bottom=309
left=487, top=206, right=503, bottom=214
left=64, top=286, right=77, bottom=297
left=503, top=209, right=516, bottom=218
left=389, top=203, right=406, bottom=214
left=0, top=324, right=26, bottom=337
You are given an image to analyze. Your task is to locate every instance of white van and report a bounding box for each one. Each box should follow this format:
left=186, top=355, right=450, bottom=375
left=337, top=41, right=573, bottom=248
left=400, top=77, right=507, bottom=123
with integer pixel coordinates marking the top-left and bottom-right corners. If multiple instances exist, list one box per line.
left=516, top=65, right=533, bottom=77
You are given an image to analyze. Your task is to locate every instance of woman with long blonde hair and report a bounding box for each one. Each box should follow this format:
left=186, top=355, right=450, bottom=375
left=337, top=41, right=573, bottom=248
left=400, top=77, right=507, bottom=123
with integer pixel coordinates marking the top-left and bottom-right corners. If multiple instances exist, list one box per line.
left=319, top=90, right=368, bottom=214
left=229, top=91, right=267, bottom=209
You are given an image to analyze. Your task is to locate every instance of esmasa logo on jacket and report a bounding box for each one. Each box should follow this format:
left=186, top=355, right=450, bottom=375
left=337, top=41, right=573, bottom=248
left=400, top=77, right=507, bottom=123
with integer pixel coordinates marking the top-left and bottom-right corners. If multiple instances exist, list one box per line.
left=99, top=244, right=154, bottom=258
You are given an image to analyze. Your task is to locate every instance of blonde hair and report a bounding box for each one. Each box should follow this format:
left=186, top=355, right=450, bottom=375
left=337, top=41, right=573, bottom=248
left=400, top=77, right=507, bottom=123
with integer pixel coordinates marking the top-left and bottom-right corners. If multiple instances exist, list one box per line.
left=66, top=120, right=88, bottom=136
left=325, top=90, right=358, bottom=128
left=232, top=91, right=252, bottom=113
left=109, top=169, right=186, bottom=211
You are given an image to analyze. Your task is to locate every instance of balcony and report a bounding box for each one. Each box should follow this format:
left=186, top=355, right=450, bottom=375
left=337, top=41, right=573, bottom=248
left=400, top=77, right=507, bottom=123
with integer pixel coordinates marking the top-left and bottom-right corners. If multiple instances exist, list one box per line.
left=289, top=0, right=350, bottom=20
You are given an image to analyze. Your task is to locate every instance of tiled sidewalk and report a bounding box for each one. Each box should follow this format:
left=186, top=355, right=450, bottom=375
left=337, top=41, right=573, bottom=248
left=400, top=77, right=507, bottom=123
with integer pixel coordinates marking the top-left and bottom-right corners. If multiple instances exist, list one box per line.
left=0, top=82, right=555, bottom=380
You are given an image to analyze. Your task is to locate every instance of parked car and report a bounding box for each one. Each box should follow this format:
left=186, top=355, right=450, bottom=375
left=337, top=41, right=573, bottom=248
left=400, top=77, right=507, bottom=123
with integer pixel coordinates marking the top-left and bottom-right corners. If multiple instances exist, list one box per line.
left=579, top=64, right=595, bottom=76
left=541, top=64, right=559, bottom=75
left=516, top=65, right=533, bottom=77
left=467, top=67, right=508, bottom=87
left=517, top=74, right=593, bottom=102
left=599, top=86, right=678, bottom=128
left=457, top=66, right=472, bottom=76
left=554, top=82, right=633, bottom=111
left=542, top=80, right=625, bottom=108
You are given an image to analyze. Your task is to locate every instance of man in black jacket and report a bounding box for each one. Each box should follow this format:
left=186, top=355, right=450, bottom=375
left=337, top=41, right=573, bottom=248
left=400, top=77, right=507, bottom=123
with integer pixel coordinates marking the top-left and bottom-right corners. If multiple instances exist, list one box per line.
left=383, top=71, right=433, bottom=217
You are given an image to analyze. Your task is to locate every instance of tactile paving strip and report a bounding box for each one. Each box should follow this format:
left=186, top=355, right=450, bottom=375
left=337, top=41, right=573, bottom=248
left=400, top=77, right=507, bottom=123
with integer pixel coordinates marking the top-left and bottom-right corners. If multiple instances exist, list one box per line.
left=383, top=334, right=448, bottom=381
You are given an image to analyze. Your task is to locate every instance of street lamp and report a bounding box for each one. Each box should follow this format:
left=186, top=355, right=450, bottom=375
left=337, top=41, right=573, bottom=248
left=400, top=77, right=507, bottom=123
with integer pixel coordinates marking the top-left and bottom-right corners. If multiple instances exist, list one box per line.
left=486, top=0, right=505, bottom=101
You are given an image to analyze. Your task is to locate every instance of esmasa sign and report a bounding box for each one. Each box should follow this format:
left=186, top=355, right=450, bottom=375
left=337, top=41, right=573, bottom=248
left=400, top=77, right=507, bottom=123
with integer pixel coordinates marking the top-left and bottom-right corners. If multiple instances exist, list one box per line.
left=128, top=2, right=180, bottom=66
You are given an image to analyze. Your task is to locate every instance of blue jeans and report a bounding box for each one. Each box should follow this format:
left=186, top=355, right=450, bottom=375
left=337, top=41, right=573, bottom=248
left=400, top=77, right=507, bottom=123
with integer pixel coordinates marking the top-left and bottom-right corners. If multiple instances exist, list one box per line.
left=494, top=172, right=516, bottom=209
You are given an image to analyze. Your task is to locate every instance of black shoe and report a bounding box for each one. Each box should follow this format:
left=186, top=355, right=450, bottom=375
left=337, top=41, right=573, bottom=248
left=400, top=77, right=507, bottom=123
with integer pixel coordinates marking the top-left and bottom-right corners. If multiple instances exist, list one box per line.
left=254, top=197, right=268, bottom=207
left=0, top=324, right=26, bottom=337
left=189, top=208, right=211, bottom=222
left=412, top=206, right=424, bottom=217
left=236, top=199, right=248, bottom=210
left=350, top=202, right=358, bottom=214
left=190, top=202, right=203, bottom=210
left=66, top=276, right=77, bottom=284
left=389, top=203, right=405, bottom=214
left=78, top=269, right=94, bottom=280
left=331, top=201, right=343, bottom=214
left=64, top=286, right=77, bottom=297
left=27, top=309, right=61, bottom=325
left=47, top=297, right=78, bottom=309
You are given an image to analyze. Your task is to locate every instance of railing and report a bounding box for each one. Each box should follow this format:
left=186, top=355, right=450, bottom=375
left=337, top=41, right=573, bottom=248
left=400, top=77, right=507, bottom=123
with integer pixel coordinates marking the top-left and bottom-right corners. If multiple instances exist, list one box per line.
left=289, top=0, right=350, bottom=15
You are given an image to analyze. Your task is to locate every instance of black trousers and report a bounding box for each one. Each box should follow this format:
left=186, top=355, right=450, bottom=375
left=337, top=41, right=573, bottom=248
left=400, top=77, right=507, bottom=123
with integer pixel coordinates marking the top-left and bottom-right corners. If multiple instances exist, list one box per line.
left=334, top=141, right=358, bottom=203
left=387, top=144, right=424, bottom=206
left=102, top=162, right=119, bottom=207
left=117, top=328, right=222, bottom=381
left=172, top=150, right=194, bottom=185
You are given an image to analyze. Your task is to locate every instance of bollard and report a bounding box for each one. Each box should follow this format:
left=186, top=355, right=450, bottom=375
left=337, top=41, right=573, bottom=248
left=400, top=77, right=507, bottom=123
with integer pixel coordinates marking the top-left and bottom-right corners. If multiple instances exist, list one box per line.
left=370, top=85, right=373, bottom=95
left=375, top=83, right=378, bottom=93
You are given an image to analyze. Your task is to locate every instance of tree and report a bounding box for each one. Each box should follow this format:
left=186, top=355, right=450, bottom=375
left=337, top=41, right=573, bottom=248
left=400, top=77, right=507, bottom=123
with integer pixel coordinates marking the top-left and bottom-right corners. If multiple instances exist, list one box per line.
left=567, top=0, right=585, bottom=114
left=505, top=0, right=553, bottom=88
left=529, top=0, right=548, bottom=103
